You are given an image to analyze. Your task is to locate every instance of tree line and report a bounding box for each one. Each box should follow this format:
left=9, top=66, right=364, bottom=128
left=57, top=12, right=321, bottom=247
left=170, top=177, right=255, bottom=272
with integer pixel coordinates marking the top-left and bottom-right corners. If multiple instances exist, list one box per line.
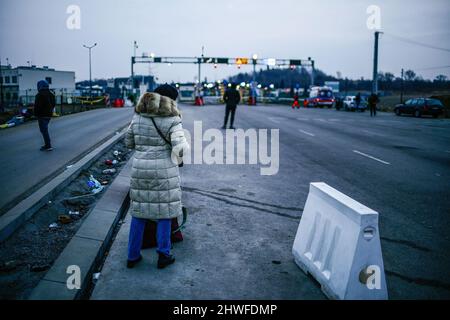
left=228, top=67, right=450, bottom=93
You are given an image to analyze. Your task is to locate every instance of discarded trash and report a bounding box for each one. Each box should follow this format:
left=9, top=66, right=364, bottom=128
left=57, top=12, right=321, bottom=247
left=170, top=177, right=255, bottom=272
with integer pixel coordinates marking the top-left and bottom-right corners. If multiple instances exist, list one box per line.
left=105, top=159, right=113, bottom=166
left=30, top=264, right=50, bottom=272
left=101, top=180, right=109, bottom=186
left=113, top=150, right=121, bottom=157
left=88, top=175, right=104, bottom=194
left=3, top=115, right=24, bottom=128
left=112, top=160, right=118, bottom=165
left=66, top=165, right=74, bottom=169
left=48, top=201, right=52, bottom=204
left=102, top=169, right=116, bottom=175
left=92, top=272, right=101, bottom=283
left=58, top=215, right=72, bottom=224
left=49, top=223, right=58, bottom=229
left=69, top=211, right=80, bottom=216
left=0, top=260, right=17, bottom=272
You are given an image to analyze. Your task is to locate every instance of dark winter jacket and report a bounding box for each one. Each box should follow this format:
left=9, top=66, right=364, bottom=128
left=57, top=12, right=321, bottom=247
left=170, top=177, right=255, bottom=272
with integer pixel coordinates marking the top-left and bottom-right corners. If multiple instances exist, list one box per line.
left=34, top=89, right=56, bottom=118
left=368, top=94, right=379, bottom=107
left=223, top=88, right=241, bottom=107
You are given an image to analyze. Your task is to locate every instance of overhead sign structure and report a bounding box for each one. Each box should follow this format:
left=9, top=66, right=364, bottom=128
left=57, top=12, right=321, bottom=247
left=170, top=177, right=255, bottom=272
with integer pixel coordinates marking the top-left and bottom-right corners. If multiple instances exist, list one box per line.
left=199, top=57, right=229, bottom=64
left=132, top=56, right=314, bottom=67
left=265, top=58, right=277, bottom=66
left=130, top=55, right=315, bottom=90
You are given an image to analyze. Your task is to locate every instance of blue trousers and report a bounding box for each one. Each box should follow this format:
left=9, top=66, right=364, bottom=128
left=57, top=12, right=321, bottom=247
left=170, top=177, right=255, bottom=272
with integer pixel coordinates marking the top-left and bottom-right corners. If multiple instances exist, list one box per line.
left=38, top=117, right=51, bottom=147
left=128, top=217, right=171, bottom=261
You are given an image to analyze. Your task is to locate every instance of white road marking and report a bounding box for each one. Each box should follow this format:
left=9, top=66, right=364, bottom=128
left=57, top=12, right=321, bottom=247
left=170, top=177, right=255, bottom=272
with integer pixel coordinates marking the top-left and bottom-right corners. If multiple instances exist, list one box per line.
left=296, top=117, right=309, bottom=121
left=314, top=118, right=327, bottom=122
left=299, top=129, right=315, bottom=137
left=353, top=150, right=390, bottom=165
left=268, top=117, right=281, bottom=124
left=362, top=129, right=386, bottom=137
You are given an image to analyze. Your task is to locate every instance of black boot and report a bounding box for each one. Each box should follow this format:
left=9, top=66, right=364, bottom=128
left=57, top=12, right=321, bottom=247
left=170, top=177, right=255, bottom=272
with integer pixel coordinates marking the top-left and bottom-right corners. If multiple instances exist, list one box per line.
left=40, top=145, right=53, bottom=151
left=127, top=255, right=142, bottom=268
left=157, top=253, right=175, bottom=269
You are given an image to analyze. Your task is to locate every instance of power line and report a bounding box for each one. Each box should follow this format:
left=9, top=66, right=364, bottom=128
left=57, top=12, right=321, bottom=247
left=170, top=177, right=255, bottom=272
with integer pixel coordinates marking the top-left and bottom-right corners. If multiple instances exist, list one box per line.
left=384, top=32, right=450, bottom=53
left=414, top=65, right=450, bottom=71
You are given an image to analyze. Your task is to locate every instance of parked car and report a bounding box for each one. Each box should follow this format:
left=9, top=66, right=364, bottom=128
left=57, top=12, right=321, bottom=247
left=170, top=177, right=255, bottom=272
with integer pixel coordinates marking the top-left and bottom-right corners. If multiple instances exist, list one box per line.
left=394, top=98, right=444, bottom=118
left=304, top=86, right=335, bottom=108
left=341, top=95, right=367, bottom=112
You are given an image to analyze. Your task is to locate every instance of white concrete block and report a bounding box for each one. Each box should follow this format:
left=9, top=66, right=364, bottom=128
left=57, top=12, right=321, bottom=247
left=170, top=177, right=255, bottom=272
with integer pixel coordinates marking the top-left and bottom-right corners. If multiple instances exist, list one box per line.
left=292, top=182, right=388, bottom=300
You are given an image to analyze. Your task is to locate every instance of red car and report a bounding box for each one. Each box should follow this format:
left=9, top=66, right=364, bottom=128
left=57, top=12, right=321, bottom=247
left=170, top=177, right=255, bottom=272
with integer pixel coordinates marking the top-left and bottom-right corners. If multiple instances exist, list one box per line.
left=113, top=98, right=125, bottom=108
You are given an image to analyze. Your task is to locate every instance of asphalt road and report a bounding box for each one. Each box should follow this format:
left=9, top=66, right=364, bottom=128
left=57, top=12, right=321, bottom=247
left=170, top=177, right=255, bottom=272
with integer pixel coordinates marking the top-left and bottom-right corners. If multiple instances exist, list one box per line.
left=0, top=107, right=134, bottom=214
left=92, top=103, right=450, bottom=300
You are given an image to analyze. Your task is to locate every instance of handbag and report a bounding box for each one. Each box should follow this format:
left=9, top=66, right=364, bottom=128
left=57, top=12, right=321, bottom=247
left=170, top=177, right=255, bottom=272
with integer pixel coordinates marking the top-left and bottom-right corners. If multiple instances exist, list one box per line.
left=150, top=117, right=183, bottom=167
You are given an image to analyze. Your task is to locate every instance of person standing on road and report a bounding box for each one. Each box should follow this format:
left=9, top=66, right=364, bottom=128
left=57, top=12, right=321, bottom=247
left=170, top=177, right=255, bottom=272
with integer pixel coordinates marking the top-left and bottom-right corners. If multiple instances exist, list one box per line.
left=368, top=92, right=379, bottom=117
left=34, top=80, right=55, bottom=151
left=125, top=84, right=189, bottom=270
left=222, top=83, right=241, bottom=129
left=355, top=92, right=361, bottom=110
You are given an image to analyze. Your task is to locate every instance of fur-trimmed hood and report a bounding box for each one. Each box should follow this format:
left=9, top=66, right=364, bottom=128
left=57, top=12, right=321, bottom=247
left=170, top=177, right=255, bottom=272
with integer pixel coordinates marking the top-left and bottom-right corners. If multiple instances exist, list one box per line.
left=135, top=92, right=180, bottom=117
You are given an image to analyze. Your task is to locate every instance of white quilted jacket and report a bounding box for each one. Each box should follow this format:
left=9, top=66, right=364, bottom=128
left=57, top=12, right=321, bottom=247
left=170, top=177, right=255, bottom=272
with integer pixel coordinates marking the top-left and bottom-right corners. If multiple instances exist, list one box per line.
left=125, top=92, right=189, bottom=220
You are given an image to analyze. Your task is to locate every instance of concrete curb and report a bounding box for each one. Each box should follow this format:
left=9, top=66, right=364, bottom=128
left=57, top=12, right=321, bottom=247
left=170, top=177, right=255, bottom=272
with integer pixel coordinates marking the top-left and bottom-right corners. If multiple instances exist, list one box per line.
left=0, top=129, right=127, bottom=243
left=28, top=159, right=131, bottom=300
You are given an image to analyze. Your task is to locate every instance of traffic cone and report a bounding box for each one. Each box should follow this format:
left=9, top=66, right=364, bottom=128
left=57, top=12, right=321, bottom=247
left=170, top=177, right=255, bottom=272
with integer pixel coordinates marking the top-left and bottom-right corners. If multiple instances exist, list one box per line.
left=194, top=96, right=203, bottom=106
left=248, top=96, right=256, bottom=106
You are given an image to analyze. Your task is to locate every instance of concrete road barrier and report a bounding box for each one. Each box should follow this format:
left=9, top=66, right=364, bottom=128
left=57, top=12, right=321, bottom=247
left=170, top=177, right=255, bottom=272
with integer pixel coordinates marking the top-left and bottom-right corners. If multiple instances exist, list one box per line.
left=292, top=182, right=388, bottom=300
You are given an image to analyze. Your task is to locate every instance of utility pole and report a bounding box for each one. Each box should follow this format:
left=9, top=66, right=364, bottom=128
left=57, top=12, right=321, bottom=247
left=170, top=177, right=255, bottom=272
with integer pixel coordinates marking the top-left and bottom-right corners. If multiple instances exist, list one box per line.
left=83, top=43, right=97, bottom=99
left=400, top=68, right=404, bottom=103
left=372, top=31, right=382, bottom=94
left=198, top=46, right=204, bottom=86
left=308, top=57, right=315, bottom=87
left=134, top=40, right=138, bottom=58
left=132, top=41, right=138, bottom=95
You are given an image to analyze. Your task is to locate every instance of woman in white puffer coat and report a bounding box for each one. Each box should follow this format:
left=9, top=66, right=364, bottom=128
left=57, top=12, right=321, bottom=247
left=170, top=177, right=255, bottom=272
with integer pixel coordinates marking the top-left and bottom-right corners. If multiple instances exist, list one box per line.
left=125, top=84, right=189, bottom=269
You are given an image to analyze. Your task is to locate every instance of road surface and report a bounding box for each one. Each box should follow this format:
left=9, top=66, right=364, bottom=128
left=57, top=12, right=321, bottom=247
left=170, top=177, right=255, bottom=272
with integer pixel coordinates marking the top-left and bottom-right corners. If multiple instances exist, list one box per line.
left=0, top=107, right=134, bottom=215
left=89, top=103, right=449, bottom=299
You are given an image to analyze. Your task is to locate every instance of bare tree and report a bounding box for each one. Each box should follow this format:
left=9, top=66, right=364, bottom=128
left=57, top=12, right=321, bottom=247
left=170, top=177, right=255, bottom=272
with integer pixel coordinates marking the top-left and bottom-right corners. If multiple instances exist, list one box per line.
left=435, top=74, right=447, bottom=82
left=404, top=70, right=416, bottom=81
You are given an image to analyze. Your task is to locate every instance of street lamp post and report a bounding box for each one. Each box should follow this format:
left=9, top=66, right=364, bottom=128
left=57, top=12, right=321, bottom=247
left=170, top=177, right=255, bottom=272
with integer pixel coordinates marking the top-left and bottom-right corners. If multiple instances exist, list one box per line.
left=252, top=54, right=258, bottom=105
left=83, top=43, right=97, bottom=100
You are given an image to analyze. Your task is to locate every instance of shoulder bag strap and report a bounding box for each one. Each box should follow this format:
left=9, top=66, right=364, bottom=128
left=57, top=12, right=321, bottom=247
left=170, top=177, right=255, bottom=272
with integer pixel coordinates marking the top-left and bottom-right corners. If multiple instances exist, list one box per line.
left=150, top=116, right=172, bottom=146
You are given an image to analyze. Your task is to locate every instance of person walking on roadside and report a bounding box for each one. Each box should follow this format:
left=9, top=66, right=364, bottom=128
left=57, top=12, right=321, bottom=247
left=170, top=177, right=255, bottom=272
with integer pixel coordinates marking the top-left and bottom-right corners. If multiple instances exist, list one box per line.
left=125, top=84, right=189, bottom=270
left=368, top=92, right=379, bottom=117
left=355, top=92, right=362, bottom=110
left=222, top=83, right=241, bottom=129
left=34, top=80, right=55, bottom=151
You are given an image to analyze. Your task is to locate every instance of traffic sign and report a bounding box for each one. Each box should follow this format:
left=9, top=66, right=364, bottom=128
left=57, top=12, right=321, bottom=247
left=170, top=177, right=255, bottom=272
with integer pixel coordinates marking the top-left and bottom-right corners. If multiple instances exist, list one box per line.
left=235, top=58, right=249, bottom=65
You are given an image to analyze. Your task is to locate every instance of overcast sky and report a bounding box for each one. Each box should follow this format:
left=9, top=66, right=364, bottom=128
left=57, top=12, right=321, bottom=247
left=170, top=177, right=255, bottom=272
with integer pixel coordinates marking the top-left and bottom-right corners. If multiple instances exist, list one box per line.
left=1, top=0, right=449, bottom=83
